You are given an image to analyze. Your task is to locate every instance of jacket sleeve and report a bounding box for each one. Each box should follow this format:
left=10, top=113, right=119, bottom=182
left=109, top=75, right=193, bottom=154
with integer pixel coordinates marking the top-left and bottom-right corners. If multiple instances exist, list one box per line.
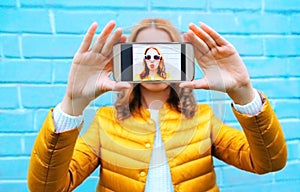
left=212, top=94, right=287, bottom=174
left=27, top=109, right=101, bottom=192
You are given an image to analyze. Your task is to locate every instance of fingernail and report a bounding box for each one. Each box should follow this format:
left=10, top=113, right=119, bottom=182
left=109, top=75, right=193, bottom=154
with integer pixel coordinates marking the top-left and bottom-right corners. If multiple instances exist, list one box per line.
left=116, top=28, right=122, bottom=32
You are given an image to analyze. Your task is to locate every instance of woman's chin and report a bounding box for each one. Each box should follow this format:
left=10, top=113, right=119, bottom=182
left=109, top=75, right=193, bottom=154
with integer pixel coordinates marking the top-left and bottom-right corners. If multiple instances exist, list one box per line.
left=140, top=82, right=170, bottom=92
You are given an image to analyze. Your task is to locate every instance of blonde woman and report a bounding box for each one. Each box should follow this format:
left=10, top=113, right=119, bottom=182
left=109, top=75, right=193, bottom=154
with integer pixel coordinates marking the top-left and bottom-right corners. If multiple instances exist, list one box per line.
left=28, top=18, right=287, bottom=192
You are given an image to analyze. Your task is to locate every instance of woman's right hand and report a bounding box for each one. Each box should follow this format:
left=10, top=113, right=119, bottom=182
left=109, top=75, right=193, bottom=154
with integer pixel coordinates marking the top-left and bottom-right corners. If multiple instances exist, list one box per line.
left=61, top=21, right=130, bottom=116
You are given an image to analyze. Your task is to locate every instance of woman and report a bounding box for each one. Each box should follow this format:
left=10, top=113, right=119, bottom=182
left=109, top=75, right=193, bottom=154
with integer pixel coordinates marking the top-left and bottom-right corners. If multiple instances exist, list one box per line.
left=28, top=18, right=287, bottom=192
left=136, top=46, right=170, bottom=80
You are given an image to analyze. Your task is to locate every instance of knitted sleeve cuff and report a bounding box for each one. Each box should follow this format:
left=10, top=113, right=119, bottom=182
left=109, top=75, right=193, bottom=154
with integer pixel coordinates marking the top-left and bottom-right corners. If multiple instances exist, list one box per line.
left=52, top=103, right=84, bottom=133
left=232, top=89, right=263, bottom=116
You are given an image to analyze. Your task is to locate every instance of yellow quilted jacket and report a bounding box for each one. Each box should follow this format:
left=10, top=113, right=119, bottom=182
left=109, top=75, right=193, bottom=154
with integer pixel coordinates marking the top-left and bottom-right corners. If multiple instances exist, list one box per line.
left=28, top=96, right=287, bottom=192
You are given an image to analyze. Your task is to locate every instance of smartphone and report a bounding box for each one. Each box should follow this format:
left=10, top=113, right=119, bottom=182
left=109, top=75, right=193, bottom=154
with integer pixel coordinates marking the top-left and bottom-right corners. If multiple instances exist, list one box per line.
left=113, top=42, right=194, bottom=82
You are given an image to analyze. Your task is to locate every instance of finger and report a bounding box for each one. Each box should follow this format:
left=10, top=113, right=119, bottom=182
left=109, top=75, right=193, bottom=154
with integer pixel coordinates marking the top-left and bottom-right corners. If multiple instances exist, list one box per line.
left=120, top=35, right=127, bottom=43
left=103, top=80, right=131, bottom=92
left=179, top=79, right=209, bottom=90
left=92, top=20, right=116, bottom=53
left=185, top=30, right=210, bottom=55
left=78, top=22, right=98, bottom=53
left=100, top=35, right=126, bottom=69
left=200, top=22, right=228, bottom=46
left=189, top=23, right=217, bottom=50
left=112, top=82, right=131, bottom=91
left=95, top=72, right=131, bottom=94
left=101, top=57, right=113, bottom=71
left=101, top=28, right=123, bottom=57
left=183, top=33, right=190, bottom=43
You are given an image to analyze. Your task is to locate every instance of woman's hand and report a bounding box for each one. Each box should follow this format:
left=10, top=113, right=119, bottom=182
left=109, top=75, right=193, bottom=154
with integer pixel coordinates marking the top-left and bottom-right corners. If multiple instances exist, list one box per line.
left=181, top=22, right=255, bottom=105
left=61, top=21, right=130, bottom=116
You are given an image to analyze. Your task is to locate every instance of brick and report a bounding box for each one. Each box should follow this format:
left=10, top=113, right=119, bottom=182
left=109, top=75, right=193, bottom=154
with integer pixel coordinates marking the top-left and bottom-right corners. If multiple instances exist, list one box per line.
left=214, top=167, right=223, bottom=186
left=0, top=0, right=16, bottom=7
left=54, top=10, right=117, bottom=34
left=290, top=15, right=300, bottom=34
left=45, top=0, right=148, bottom=8
left=0, top=181, right=28, bottom=192
left=22, top=35, right=81, bottom=58
left=210, top=0, right=261, bottom=11
left=288, top=58, right=300, bottom=76
left=252, top=79, right=300, bottom=99
left=274, top=161, right=300, bottom=181
left=0, top=8, right=51, bottom=33
left=286, top=141, right=300, bottom=160
left=116, top=11, right=180, bottom=33
left=0, top=35, right=2, bottom=56
left=181, top=13, right=289, bottom=35
left=80, top=107, right=97, bottom=135
left=0, top=158, right=29, bottom=179
left=213, top=157, right=227, bottom=167
left=91, top=167, right=99, bottom=176
left=73, top=177, right=99, bottom=192
left=0, top=135, right=22, bottom=155
left=2, top=35, right=20, bottom=58
left=221, top=183, right=273, bottom=192
left=21, top=0, right=45, bottom=7
left=181, top=13, right=236, bottom=33
left=0, top=134, right=37, bottom=157
left=274, top=100, right=300, bottom=119
left=222, top=103, right=238, bottom=123
left=0, top=110, right=34, bottom=132
left=203, top=96, right=231, bottom=121
left=23, top=134, right=37, bottom=155
left=222, top=166, right=273, bottom=186
left=280, top=120, right=300, bottom=140
left=265, top=0, right=300, bottom=12
left=53, top=60, right=71, bottom=83
left=269, top=180, right=300, bottom=192
left=131, top=11, right=180, bottom=29
left=244, top=58, right=289, bottom=78
left=34, top=109, right=50, bottom=131
left=92, top=92, right=116, bottom=107
left=21, top=85, right=66, bottom=108
left=265, top=36, right=300, bottom=56
left=194, top=89, right=209, bottom=102
left=234, top=13, right=289, bottom=34
left=0, top=60, right=52, bottom=83
left=0, top=86, right=19, bottom=109
left=192, top=63, right=202, bottom=80
left=151, top=0, right=206, bottom=10
left=20, top=0, right=46, bottom=7
left=225, top=122, right=242, bottom=131
left=226, top=36, right=263, bottom=56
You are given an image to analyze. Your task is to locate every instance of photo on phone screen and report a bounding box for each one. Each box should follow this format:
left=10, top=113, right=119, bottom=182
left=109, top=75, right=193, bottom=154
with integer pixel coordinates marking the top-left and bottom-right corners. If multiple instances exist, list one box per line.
left=113, top=43, right=194, bottom=82
left=132, top=43, right=181, bottom=81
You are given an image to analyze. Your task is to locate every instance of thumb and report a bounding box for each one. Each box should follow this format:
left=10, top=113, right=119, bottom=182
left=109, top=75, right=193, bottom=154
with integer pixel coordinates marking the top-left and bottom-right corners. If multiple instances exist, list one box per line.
left=179, top=78, right=209, bottom=90
left=112, top=81, right=131, bottom=91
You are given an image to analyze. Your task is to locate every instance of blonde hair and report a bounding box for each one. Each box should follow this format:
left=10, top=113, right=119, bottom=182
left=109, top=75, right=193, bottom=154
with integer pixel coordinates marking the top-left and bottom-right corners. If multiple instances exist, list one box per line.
left=114, top=18, right=197, bottom=120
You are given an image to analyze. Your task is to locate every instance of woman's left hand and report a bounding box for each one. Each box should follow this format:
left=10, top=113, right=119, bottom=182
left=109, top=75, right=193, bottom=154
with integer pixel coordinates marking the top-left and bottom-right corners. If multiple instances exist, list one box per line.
left=180, top=22, right=255, bottom=104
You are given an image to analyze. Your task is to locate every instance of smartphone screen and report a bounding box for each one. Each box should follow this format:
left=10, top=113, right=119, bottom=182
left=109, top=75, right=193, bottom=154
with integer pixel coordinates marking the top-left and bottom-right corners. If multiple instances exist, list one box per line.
left=113, top=43, right=194, bottom=82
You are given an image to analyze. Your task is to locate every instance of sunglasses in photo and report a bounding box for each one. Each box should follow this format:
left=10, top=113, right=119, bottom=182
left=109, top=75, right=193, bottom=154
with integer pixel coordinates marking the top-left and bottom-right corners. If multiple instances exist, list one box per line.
left=144, top=55, right=161, bottom=60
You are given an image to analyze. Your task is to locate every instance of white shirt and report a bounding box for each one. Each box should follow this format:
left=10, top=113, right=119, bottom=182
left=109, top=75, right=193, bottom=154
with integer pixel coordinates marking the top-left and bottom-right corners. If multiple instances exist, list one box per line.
left=144, top=109, right=174, bottom=192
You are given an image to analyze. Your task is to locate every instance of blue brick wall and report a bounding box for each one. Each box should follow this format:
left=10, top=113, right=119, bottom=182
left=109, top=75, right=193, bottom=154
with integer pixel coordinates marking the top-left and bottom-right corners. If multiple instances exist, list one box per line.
left=0, top=0, right=299, bottom=191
